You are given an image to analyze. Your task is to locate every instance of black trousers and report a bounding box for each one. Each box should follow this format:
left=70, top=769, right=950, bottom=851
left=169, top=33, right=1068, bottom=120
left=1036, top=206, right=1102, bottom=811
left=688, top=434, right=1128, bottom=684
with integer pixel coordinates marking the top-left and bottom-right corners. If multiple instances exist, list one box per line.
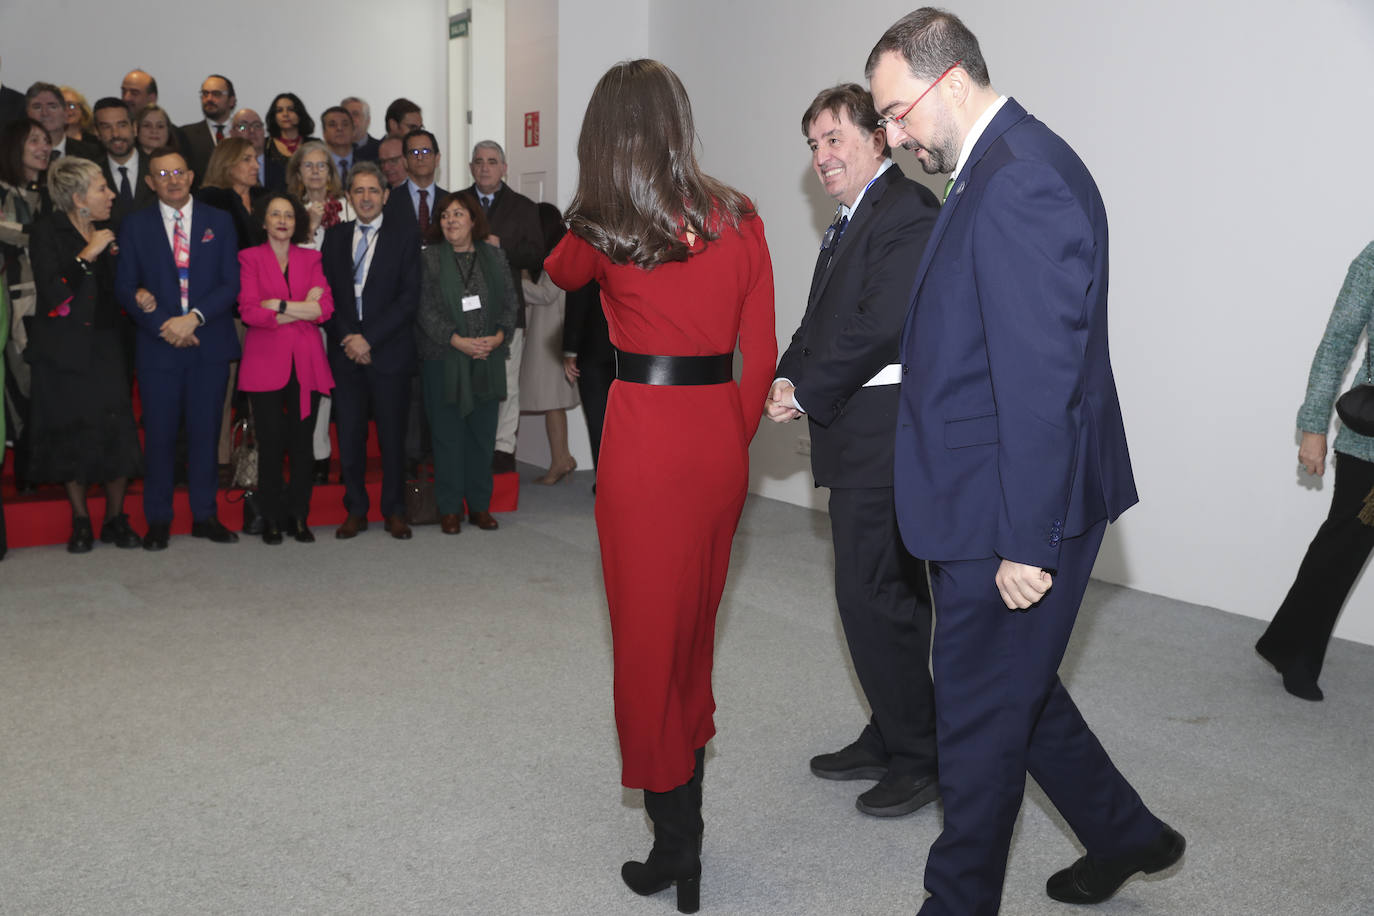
left=1259, top=451, right=1374, bottom=680
left=248, top=369, right=320, bottom=525
left=575, top=355, right=614, bottom=469
left=330, top=355, right=411, bottom=519
left=828, top=485, right=938, bottom=777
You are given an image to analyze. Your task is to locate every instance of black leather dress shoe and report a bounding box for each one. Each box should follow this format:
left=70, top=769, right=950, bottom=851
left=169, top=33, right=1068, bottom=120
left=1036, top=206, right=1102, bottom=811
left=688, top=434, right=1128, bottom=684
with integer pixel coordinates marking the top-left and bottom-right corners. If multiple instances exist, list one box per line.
left=1046, top=825, right=1186, bottom=904
left=810, top=741, right=889, bottom=781
left=312, top=459, right=330, bottom=485
left=99, top=514, right=143, bottom=549
left=261, top=522, right=283, bottom=545
left=289, top=517, right=315, bottom=543
left=1256, top=641, right=1323, bottom=701
left=191, top=517, right=239, bottom=543
left=856, top=771, right=939, bottom=817
left=144, top=523, right=171, bottom=551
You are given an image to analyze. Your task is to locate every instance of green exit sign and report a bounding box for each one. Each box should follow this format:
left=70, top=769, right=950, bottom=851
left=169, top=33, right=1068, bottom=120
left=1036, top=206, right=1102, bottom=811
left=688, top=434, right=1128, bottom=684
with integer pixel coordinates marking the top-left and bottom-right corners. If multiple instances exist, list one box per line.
left=449, top=17, right=469, bottom=38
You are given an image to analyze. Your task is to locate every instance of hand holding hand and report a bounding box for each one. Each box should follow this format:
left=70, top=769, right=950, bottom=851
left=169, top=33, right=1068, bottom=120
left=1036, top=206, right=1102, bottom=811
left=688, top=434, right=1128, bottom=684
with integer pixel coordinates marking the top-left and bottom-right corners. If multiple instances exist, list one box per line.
left=1298, top=432, right=1327, bottom=476
left=766, top=379, right=802, bottom=422
left=159, top=313, right=201, bottom=348
left=342, top=333, right=371, bottom=363
left=995, top=560, right=1053, bottom=610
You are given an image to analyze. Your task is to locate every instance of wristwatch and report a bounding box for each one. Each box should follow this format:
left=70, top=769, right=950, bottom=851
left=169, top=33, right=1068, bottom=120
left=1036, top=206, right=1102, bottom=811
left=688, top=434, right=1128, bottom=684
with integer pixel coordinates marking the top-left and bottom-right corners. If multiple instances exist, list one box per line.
left=277, top=299, right=288, bottom=314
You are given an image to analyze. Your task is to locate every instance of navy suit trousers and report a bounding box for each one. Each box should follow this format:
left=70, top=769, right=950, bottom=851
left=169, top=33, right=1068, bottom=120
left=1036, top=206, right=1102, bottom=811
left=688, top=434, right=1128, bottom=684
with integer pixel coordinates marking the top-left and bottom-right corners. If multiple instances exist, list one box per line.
left=140, top=362, right=230, bottom=523
left=330, top=355, right=411, bottom=519
left=919, top=520, right=1162, bottom=916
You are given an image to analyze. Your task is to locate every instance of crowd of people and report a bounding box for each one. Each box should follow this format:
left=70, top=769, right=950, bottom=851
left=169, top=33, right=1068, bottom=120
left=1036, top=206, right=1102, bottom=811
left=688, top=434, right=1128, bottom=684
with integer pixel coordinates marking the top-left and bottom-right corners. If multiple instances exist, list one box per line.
left=0, top=69, right=609, bottom=556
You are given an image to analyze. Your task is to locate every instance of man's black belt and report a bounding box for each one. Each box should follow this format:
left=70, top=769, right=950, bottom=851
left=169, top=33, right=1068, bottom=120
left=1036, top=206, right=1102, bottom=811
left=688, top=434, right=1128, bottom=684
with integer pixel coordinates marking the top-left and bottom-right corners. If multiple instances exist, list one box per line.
left=614, top=349, right=734, bottom=386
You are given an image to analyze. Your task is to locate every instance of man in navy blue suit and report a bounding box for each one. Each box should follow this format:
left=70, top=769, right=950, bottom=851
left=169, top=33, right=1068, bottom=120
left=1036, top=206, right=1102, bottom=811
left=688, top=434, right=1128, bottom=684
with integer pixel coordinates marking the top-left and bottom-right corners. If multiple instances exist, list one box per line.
left=321, top=161, right=420, bottom=540
left=116, top=147, right=241, bottom=549
left=867, top=9, right=1184, bottom=914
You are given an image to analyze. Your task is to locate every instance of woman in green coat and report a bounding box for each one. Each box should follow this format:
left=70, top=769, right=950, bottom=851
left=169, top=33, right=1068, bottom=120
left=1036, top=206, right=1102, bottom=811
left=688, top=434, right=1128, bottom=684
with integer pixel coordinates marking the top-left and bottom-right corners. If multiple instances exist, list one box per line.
left=416, top=191, right=517, bottom=534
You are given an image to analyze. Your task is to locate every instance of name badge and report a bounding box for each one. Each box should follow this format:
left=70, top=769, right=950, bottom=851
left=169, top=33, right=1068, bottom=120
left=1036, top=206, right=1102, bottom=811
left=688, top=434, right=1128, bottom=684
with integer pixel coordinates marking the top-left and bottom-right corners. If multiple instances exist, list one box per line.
left=461, top=294, right=481, bottom=312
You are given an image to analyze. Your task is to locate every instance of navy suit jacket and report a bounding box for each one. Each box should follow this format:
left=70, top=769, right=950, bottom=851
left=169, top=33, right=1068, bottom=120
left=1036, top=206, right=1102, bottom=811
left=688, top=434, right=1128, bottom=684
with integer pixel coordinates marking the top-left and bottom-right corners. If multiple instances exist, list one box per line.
left=320, top=215, right=420, bottom=374
left=776, top=163, right=938, bottom=489
left=894, top=98, right=1137, bottom=570
left=382, top=180, right=446, bottom=240
left=114, top=200, right=241, bottom=369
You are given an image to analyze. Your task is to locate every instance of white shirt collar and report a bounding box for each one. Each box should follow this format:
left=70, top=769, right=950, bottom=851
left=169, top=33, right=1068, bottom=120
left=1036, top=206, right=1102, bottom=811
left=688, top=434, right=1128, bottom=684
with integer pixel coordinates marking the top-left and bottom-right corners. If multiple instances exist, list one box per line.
left=356, top=212, right=383, bottom=230
left=159, top=198, right=193, bottom=223
left=951, top=94, right=1008, bottom=185
left=839, top=158, right=894, bottom=220
left=108, top=148, right=139, bottom=175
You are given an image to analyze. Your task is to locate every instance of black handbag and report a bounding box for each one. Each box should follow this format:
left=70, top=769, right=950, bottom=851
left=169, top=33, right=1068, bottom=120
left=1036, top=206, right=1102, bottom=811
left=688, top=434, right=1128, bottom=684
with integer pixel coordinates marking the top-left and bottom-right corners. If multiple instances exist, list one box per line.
left=1335, top=342, right=1374, bottom=437
left=405, top=463, right=439, bottom=525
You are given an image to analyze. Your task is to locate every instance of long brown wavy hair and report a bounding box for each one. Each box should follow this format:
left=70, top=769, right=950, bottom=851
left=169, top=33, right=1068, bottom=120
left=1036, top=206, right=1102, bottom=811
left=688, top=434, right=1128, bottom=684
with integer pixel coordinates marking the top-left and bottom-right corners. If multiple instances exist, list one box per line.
left=564, top=59, right=753, bottom=270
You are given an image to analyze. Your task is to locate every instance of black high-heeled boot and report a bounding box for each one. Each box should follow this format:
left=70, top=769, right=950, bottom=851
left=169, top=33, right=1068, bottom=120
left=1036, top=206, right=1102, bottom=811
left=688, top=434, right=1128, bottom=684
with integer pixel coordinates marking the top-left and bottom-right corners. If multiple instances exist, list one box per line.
left=688, top=748, right=705, bottom=854
left=622, top=781, right=703, bottom=913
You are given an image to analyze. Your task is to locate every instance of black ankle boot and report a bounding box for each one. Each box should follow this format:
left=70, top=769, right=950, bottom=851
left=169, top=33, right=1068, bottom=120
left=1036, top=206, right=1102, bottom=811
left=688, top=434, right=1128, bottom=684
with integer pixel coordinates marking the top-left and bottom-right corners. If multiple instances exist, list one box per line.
left=622, top=781, right=703, bottom=913
left=688, top=748, right=705, bottom=854
left=67, top=516, right=94, bottom=554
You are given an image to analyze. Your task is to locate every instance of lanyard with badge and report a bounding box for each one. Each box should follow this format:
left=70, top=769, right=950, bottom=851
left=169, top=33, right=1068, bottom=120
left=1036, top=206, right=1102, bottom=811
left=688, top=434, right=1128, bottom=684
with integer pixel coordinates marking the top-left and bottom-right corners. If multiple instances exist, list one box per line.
left=454, top=249, right=483, bottom=316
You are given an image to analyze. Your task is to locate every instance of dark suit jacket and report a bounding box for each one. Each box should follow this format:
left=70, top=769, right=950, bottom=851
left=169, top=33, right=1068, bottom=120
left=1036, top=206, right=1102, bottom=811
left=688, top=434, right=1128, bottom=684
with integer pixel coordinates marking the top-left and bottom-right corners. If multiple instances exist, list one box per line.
left=0, top=85, right=24, bottom=127
left=894, top=98, right=1137, bottom=570
left=776, top=163, right=938, bottom=489
left=353, top=135, right=380, bottom=162
left=466, top=181, right=542, bottom=326
left=114, top=199, right=242, bottom=370
left=320, top=215, right=420, bottom=374
left=26, top=211, right=120, bottom=371
left=58, top=137, right=103, bottom=164
left=195, top=185, right=266, bottom=250
left=562, top=279, right=610, bottom=365
left=382, top=180, right=446, bottom=241
left=100, top=155, right=157, bottom=231
left=179, top=120, right=224, bottom=183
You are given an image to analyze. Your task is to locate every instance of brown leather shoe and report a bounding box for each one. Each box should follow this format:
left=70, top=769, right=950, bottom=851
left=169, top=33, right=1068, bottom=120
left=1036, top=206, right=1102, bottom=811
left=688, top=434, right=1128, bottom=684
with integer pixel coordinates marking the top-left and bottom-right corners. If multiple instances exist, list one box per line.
left=468, top=509, right=499, bottom=531
left=384, top=513, right=413, bottom=539
left=440, top=513, right=462, bottom=534
left=335, top=515, right=368, bottom=539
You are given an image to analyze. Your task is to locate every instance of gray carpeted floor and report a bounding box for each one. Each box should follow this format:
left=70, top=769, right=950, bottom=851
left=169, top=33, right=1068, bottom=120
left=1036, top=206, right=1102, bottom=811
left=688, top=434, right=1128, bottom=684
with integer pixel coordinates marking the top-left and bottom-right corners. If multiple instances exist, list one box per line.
left=2, top=469, right=1372, bottom=915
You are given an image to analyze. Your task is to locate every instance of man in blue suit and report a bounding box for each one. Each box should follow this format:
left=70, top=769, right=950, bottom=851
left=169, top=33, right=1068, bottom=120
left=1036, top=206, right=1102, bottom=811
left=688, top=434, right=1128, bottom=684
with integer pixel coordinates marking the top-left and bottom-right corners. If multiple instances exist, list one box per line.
left=867, top=9, right=1184, bottom=914
left=116, top=147, right=241, bottom=549
left=321, top=161, right=420, bottom=540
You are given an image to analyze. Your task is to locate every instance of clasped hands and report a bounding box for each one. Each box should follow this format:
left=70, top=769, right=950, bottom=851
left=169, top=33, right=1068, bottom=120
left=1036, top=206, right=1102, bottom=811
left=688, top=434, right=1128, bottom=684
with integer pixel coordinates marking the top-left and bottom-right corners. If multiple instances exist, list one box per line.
left=765, top=379, right=803, bottom=422
left=452, top=332, right=503, bottom=360
left=135, top=288, right=200, bottom=348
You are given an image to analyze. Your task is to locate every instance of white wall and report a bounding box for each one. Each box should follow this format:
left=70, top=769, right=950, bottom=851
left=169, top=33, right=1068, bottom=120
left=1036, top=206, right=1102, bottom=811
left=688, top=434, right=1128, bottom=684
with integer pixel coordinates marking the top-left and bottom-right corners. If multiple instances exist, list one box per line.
left=0, top=0, right=450, bottom=181
left=638, top=0, right=1374, bottom=644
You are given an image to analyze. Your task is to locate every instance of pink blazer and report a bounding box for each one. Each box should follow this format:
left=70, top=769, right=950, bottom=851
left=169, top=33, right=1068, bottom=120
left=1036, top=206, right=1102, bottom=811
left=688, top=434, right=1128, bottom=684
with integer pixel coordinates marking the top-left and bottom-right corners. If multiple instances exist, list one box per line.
left=237, top=243, right=335, bottom=417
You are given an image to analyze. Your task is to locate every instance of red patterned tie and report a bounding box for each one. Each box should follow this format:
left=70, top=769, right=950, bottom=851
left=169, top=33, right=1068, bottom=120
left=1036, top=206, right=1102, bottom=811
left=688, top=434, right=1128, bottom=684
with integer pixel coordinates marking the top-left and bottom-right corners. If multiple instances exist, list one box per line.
left=215, top=123, right=224, bottom=143
left=418, top=189, right=430, bottom=234
left=173, top=210, right=190, bottom=314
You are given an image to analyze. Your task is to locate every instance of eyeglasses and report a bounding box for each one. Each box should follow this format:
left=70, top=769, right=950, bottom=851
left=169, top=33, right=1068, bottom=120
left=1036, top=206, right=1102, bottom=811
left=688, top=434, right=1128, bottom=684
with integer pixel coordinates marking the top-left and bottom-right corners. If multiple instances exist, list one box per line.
left=407, top=148, right=434, bottom=159
left=233, top=121, right=264, bottom=132
left=877, top=59, right=962, bottom=133
left=153, top=168, right=188, bottom=179
left=65, top=102, right=80, bottom=110
left=300, top=161, right=330, bottom=172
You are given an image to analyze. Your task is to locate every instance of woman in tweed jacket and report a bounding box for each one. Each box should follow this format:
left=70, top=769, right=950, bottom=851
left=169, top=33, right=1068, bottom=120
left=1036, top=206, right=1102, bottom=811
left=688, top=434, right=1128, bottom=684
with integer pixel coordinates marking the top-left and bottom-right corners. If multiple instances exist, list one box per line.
left=1257, top=240, right=1374, bottom=701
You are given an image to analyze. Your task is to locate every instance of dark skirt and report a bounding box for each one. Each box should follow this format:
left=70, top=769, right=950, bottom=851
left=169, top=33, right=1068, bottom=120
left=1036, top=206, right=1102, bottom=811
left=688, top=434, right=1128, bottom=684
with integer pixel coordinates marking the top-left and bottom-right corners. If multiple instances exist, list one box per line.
left=27, top=328, right=143, bottom=484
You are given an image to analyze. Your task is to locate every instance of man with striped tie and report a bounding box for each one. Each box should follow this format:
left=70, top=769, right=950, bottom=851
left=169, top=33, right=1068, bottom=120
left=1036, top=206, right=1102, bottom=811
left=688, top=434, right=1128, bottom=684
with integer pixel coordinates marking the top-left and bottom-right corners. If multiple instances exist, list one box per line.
left=115, top=147, right=241, bottom=549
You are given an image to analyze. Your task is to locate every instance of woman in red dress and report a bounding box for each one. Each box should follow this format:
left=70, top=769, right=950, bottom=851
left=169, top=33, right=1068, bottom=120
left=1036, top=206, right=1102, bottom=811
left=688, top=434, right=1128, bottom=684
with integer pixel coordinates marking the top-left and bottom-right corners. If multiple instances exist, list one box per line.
left=545, top=60, right=775, bottom=913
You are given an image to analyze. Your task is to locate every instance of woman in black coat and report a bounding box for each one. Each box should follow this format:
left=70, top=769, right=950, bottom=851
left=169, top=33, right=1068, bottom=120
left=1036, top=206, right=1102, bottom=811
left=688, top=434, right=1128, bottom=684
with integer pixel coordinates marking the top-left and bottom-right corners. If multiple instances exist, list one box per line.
left=26, top=157, right=143, bottom=552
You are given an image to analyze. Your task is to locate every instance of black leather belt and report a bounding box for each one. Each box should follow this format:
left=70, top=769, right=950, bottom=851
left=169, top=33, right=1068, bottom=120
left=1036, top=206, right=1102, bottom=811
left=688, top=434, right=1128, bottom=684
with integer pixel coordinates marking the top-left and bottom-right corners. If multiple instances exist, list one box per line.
left=614, top=349, right=734, bottom=386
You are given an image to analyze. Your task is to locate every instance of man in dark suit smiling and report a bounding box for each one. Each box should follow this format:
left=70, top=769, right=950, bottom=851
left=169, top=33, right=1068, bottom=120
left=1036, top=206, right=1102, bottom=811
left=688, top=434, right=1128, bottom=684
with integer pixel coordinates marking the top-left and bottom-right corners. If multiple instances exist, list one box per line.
left=770, top=83, right=940, bottom=819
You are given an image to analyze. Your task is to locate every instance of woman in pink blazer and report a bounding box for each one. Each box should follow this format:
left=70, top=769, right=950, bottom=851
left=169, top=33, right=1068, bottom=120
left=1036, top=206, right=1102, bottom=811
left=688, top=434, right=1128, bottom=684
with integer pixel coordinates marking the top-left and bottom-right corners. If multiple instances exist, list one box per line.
left=238, top=193, right=335, bottom=543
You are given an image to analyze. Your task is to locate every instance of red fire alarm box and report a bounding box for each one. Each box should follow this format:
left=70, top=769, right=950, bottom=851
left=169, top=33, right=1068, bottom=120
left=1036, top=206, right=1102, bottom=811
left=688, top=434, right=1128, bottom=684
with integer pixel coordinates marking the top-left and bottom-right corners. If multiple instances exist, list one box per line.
left=524, top=112, right=540, bottom=148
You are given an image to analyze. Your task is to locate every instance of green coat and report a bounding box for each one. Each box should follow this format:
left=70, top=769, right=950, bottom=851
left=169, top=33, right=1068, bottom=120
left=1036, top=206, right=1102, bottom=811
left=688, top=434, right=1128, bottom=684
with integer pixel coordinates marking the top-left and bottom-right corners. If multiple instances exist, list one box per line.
left=1297, top=241, right=1374, bottom=462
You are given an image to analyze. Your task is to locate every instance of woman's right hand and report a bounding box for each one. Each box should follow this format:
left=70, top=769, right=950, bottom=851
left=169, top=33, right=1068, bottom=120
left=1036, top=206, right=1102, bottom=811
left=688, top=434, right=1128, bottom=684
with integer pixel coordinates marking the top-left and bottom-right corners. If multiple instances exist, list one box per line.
left=1299, top=431, right=1327, bottom=476
left=79, top=229, right=117, bottom=261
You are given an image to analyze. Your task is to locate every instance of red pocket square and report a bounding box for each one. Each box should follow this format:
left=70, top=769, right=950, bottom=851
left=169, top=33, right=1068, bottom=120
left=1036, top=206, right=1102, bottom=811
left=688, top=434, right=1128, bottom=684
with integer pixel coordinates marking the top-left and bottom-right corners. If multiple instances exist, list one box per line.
left=201, top=228, right=215, bottom=243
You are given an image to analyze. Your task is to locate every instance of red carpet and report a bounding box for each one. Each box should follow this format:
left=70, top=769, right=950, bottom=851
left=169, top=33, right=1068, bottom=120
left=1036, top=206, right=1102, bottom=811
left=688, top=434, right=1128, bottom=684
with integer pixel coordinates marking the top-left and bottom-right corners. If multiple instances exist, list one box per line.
left=2, top=420, right=518, bottom=548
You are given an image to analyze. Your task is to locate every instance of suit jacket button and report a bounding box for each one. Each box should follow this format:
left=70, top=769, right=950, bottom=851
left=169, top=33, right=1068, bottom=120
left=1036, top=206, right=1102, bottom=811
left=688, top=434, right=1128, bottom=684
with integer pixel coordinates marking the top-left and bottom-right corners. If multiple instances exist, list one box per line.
left=902, top=365, right=909, bottom=374
left=802, top=347, right=811, bottom=356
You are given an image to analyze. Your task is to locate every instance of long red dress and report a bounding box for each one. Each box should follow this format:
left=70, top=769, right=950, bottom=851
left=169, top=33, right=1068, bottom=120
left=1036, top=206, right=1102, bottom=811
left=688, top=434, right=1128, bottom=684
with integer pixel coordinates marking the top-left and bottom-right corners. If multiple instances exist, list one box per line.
left=545, top=213, right=776, bottom=792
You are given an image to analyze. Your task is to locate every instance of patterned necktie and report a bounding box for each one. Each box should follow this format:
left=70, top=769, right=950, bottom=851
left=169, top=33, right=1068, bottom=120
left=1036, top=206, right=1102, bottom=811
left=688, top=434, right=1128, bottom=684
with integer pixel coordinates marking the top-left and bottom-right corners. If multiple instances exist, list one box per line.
left=481, top=194, right=492, bottom=213
left=173, top=210, right=190, bottom=314
left=942, top=177, right=954, bottom=203
left=353, top=224, right=372, bottom=319
left=118, top=166, right=132, bottom=204
left=215, top=123, right=225, bottom=143
left=338, top=158, right=349, bottom=180
left=417, top=189, right=430, bottom=234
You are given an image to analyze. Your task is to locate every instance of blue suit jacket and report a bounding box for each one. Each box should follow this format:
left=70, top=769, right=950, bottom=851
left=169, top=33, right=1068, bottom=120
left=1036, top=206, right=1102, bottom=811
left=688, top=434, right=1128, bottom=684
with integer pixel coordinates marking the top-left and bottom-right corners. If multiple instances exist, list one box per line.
left=320, top=215, right=420, bottom=374
left=115, top=200, right=241, bottom=369
left=894, top=98, right=1137, bottom=570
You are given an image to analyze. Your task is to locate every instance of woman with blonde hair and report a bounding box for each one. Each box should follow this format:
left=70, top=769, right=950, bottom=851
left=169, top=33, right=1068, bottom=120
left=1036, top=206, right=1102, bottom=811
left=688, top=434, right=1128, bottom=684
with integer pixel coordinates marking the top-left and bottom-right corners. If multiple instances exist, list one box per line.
left=545, top=59, right=775, bottom=911
left=59, top=87, right=96, bottom=146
